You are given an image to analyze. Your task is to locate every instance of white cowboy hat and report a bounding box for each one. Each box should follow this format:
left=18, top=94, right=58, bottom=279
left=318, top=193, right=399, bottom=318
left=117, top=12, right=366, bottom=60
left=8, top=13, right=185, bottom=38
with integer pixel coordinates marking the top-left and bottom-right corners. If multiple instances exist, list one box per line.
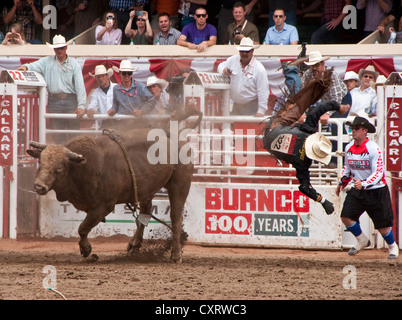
left=46, top=34, right=68, bottom=49
left=358, top=65, right=379, bottom=80
left=305, top=133, right=332, bottom=165
left=89, top=65, right=114, bottom=78
left=350, top=108, right=369, bottom=119
left=146, top=76, right=168, bottom=89
left=236, top=37, right=258, bottom=51
left=112, top=59, right=138, bottom=73
left=344, top=71, right=360, bottom=83
left=304, top=51, right=330, bottom=66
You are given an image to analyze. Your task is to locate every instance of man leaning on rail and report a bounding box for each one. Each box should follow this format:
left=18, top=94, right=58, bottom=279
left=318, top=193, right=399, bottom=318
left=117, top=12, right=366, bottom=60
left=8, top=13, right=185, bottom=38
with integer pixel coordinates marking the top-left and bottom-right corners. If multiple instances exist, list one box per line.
left=263, top=69, right=351, bottom=215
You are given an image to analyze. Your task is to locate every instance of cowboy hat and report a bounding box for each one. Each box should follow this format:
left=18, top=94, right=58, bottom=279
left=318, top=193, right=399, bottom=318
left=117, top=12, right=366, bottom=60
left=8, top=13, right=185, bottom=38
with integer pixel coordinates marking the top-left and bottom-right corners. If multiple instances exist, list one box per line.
left=112, top=60, right=138, bottom=73
left=305, top=133, right=332, bottom=165
left=146, top=76, right=168, bottom=89
left=236, top=37, right=258, bottom=51
left=89, top=65, right=114, bottom=78
left=304, top=51, right=330, bottom=66
left=375, top=75, right=387, bottom=85
left=344, top=71, right=360, bottom=83
left=46, top=34, right=68, bottom=49
left=346, top=116, right=376, bottom=133
left=358, top=65, right=379, bottom=80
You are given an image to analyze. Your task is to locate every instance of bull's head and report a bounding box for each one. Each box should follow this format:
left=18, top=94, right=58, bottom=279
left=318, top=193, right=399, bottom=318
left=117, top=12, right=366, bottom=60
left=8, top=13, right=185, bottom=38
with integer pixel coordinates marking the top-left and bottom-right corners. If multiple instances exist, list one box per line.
left=27, top=141, right=86, bottom=195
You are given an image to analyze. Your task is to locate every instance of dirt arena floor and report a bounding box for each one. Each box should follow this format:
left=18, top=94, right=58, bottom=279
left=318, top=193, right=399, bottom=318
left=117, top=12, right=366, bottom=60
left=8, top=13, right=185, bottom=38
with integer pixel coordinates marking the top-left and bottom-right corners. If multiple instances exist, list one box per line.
left=0, top=235, right=400, bottom=302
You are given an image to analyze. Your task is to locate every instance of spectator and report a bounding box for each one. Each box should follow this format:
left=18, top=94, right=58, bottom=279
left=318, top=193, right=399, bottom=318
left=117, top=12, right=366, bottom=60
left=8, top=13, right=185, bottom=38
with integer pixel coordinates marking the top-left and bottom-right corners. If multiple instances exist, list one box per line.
left=268, top=0, right=297, bottom=28
left=87, top=65, right=117, bottom=128
left=109, top=0, right=135, bottom=37
left=225, top=1, right=259, bottom=45
left=2, top=22, right=30, bottom=45
left=263, top=8, right=299, bottom=45
left=349, top=65, right=378, bottom=117
left=217, top=37, right=269, bottom=116
left=377, top=0, right=402, bottom=41
left=150, top=0, right=180, bottom=32
left=302, top=51, right=347, bottom=125
left=177, top=7, right=217, bottom=52
left=178, top=0, right=208, bottom=28
left=343, top=71, right=360, bottom=91
left=125, top=10, right=153, bottom=44
left=2, top=0, right=43, bottom=44
left=96, top=11, right=123, bottom=45
left=298, top=0, right=353, bottom=44
left=67, top=0, right=109, bottom=37
left=109, top=60, right=155, bottom=116
left=153, top=12, right=181, bottom=45
left=217, top=0, right=259, bottom=44
left=17, top=35, right=86, bottom=144
left=357, top=0, right=392, bottom=38
left=146, top=76, right=171, bottom=114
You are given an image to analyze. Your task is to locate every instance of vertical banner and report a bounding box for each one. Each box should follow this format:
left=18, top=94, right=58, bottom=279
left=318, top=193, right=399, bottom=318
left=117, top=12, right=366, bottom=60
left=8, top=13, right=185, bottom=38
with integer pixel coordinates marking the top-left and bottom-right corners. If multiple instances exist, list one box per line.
left=386, top=97, right=402, bottom=172
left=0, top=95, right=13, bottom=166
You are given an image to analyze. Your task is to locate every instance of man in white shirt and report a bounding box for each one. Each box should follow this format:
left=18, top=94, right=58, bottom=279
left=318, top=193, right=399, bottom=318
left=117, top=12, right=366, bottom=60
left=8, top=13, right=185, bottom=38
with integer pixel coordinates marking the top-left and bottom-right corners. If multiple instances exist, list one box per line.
left=217, top=37, right=269, bottom=116
left=349, top=65, right=378, bottom=117
left=87, top=65, right=116, bottom=127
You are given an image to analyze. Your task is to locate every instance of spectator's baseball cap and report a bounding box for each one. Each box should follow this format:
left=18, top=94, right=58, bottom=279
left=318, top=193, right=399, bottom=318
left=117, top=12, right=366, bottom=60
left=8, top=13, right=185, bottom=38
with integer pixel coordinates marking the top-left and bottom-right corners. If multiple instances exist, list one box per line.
left=46, top=35, right=68, bottom=49
left=305, top=133, right=332, bottom=165
left=346, top=116, right=376, bottom=133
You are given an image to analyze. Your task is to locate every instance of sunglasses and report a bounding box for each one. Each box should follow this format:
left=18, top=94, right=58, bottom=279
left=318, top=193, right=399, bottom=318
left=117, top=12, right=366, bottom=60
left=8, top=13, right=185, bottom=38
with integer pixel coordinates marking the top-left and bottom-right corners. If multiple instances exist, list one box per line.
left=137, top=18, right=145, bottom=21
left=363, top=74, right=374, bottom=79
left=121, top=72, right=133, bottom=76
left=351, top=126, right=363, bottom=131
left=106, top=16, right=115, bottom=20
left=195, top=14, right=207, bottom=18
left=274, top=15, right=284, bottom=18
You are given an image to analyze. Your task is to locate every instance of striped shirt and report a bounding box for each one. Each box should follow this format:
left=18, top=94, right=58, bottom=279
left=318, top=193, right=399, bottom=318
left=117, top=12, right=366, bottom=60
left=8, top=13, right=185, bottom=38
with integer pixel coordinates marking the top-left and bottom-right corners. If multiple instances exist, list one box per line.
left=25, top=55, right=87, bottom=110
left=340, top=138, right=387, bottom=190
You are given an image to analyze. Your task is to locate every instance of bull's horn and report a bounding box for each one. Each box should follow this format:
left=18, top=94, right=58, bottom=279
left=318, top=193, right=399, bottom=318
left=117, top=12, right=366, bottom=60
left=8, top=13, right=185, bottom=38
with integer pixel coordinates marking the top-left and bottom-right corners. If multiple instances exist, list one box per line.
left=29, top=141, right=47, bottom=149
left=67, top=152, right=85, bottom=162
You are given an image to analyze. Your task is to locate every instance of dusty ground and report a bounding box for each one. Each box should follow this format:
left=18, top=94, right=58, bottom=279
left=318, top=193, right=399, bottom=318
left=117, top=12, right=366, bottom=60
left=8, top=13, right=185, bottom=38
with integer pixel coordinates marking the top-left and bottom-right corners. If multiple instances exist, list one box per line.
left=0, top=235, right=400, bottom=302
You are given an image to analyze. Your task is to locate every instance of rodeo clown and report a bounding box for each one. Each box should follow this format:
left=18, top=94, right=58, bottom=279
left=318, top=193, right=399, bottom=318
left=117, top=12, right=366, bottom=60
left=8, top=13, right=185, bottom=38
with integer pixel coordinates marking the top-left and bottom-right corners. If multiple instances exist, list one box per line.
left=263, top=68, right=350, bottom=215
left=336, top=116, right=399, bottom=259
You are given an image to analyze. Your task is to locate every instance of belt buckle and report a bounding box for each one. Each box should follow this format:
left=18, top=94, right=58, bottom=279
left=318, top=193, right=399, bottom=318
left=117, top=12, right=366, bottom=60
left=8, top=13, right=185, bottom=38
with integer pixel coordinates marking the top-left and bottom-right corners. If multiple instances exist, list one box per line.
left=59, top=93, right=68, bottom=100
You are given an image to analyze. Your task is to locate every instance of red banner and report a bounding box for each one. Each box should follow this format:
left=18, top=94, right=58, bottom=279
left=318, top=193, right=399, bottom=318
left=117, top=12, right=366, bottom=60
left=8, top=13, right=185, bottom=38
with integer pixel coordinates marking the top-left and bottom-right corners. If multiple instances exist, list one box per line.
left=386, top=97, right=402, bottom=172
left=0, top=95, right=13, bottom=166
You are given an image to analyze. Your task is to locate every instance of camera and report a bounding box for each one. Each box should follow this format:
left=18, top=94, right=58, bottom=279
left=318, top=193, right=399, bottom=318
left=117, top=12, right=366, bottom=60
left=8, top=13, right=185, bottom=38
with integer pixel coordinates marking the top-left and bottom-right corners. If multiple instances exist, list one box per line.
left=135, top=11, right=143, bottom=16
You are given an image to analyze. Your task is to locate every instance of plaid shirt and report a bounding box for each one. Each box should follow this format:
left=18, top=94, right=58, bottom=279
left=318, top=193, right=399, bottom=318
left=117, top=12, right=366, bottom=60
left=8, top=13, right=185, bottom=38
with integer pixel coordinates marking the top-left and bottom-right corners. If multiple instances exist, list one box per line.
left=322, top=0, right=346, bottom=22
left=2, top=4, right=40, bottom=41
left=302, top=67, right=347, bottom=105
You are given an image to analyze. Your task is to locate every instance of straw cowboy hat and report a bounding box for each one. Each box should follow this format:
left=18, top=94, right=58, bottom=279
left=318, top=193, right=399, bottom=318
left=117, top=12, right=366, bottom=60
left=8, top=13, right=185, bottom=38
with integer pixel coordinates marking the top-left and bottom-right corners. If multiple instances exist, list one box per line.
left=304, top=51, right=330, bottom=66
left=89, top=65, right=114, bottom=78
left=146, top=76, right=168, bottom=89
left=346, top=116, right=376, bottom=133
left=358, top=65, right=379, bottom=80
left=344, top=71, right=360, bottom=84
left=305, top=133, right=332, bottom=165
left=46, top=34, right=68, bottom=49
left=112, top=60, right=138, bottom=73
left=236, top=37, right=258, bottom=51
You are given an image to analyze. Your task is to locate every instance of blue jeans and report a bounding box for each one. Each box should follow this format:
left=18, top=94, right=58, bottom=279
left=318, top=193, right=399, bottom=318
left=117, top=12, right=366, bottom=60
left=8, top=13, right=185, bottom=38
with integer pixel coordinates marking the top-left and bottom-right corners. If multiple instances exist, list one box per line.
left=311, top=21, right=342, bottom=44
left=48, top=95, right=80, bottom=144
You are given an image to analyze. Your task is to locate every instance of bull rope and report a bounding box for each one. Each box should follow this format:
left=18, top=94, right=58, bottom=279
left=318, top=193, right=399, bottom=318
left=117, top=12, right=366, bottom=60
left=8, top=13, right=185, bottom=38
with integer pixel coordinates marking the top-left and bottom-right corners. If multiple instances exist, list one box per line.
left=102, top=129, right=173, bottom=232
left=102, top=129, right=140, bottom=212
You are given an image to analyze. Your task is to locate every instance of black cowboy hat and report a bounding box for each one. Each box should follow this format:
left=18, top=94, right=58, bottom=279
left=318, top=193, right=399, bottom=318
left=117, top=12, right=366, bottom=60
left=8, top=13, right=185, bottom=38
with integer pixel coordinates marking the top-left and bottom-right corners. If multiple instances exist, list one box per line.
left=346, top=116, right=376, bottom=133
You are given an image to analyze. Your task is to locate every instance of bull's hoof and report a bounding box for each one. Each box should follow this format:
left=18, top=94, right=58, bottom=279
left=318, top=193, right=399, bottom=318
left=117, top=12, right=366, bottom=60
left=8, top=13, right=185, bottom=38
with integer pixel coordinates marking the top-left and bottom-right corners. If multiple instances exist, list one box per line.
left=79, top=241, right=92, bottom=258
left=170, top=250, right=183, bottom=264
left=127, top=241, right=141, bottom=254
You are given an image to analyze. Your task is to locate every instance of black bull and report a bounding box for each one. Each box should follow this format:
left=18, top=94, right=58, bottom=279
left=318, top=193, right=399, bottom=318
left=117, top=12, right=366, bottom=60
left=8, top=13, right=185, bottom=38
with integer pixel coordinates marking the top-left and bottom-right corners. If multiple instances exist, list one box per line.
left=27, top=114, right=201, bottom=263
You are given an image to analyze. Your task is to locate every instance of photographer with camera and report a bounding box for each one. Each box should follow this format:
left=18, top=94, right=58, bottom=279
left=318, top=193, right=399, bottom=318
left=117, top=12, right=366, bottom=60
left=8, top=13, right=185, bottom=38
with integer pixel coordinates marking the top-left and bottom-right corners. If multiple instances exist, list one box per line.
left=2, top=22, right=29, bottom=45
left=225, top=2, right=259, bottom=45
left=125, top=10, right=153, bottom=44
left=96, top=11, right=122, bottom=45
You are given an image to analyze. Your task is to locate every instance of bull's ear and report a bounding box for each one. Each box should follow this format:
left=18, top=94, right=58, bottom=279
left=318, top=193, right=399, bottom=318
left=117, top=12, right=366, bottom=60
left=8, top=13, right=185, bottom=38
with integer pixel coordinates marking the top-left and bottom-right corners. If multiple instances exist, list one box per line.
left=26, top=149, right=42, bottom=159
